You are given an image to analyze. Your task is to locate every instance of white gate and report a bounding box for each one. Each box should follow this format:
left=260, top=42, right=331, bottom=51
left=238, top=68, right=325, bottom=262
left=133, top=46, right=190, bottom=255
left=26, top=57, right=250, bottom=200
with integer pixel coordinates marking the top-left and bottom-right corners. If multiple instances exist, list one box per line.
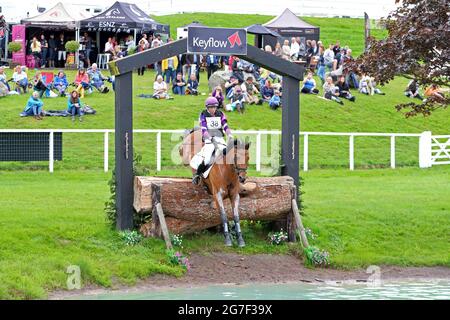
left=431, top=135, right=450, bottom=166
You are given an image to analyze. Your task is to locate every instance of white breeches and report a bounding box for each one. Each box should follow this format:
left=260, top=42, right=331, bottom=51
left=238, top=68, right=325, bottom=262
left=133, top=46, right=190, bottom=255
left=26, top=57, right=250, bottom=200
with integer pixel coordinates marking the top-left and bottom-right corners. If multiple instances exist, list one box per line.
left=190, top=137, right=227, bottom=170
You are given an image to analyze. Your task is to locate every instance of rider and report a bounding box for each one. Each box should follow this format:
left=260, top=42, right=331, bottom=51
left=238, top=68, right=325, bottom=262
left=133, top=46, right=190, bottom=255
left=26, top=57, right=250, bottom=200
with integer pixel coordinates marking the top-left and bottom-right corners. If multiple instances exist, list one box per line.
left=190, top=96, right=234, bottom=185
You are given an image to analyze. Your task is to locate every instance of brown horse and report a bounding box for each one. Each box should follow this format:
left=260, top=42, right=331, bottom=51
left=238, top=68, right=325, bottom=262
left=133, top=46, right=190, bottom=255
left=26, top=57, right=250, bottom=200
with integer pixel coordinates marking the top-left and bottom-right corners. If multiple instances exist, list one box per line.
left=180, top=129, right=250, bottom=247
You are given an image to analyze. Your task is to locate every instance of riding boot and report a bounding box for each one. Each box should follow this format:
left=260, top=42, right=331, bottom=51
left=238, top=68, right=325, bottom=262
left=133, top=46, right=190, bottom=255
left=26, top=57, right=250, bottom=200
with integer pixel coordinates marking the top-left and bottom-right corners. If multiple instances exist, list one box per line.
left=192, top=162, right=207, bottom=185
left=224, top=232, right=233, bottom=247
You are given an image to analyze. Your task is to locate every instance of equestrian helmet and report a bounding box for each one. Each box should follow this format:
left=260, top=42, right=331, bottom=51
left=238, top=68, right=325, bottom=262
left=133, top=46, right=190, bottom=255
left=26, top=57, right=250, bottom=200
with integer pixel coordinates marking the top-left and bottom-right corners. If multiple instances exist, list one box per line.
left=205, top=96, right=219, bottom=108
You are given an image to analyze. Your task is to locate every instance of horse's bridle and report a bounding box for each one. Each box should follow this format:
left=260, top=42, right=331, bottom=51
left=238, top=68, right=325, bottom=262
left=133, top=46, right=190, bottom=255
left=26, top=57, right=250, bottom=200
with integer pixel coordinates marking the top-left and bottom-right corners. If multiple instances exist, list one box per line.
left=234, top=146, right=248, bottom=182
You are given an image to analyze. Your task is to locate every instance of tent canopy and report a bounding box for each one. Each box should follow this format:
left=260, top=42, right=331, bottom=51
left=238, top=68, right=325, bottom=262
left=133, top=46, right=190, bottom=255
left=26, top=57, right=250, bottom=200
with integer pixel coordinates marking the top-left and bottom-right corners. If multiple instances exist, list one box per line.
left=246, top=24, right=281, bottom=37
left=21, top=2, right=93, bottom=30
left=263, top=8, right=319, bottom=30
left=78, top=1, right=169, bottom=34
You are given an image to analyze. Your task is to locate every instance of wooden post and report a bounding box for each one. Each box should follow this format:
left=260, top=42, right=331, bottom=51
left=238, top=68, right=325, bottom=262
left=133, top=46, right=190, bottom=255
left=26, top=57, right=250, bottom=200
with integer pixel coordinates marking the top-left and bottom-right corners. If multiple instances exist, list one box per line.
left=292, top=199, right=309, bottom=248
left=150, top=183, right=172, bottom=250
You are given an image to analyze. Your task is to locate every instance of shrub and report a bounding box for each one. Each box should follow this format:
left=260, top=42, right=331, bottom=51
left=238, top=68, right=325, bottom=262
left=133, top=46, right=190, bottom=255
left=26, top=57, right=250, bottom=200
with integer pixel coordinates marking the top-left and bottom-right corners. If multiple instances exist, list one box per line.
left=65, top=41, right=80, bottom=53
left=7, top=42, right=22, bottom=53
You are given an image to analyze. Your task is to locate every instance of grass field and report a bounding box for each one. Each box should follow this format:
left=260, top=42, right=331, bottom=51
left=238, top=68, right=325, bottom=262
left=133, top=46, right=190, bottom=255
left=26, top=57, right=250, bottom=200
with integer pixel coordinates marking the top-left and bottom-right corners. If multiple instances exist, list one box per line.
left=0, top=167, right=448, bottom=299
left=0, top=13, right=449, bottom=299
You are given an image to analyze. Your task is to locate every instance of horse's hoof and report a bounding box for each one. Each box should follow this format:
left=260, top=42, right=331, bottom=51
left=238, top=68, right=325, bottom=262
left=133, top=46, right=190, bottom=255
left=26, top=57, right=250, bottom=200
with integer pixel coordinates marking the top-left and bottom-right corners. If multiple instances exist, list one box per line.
left=237, top=237, right=246, bottom=248
left=224, top=234, right=233, bottom=246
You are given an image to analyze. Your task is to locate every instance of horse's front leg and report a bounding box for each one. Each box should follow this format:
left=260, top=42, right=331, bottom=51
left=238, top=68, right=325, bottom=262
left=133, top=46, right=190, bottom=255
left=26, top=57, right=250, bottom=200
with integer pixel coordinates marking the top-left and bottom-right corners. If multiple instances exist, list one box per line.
left=215, top=189, right=232, bottom=247
left=230, top=193, right=245, bottom=248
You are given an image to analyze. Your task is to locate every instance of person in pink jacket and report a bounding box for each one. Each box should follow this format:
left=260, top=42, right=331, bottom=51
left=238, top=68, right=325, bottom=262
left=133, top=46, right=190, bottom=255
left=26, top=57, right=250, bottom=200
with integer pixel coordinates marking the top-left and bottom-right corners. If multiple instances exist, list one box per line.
left=74, top=69, right=90, bottom=98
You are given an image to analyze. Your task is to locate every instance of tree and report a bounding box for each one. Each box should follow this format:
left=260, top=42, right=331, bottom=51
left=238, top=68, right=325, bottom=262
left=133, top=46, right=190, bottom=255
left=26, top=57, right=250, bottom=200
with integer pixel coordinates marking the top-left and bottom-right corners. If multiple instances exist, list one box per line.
left=350, top=0, right=449, bottom=117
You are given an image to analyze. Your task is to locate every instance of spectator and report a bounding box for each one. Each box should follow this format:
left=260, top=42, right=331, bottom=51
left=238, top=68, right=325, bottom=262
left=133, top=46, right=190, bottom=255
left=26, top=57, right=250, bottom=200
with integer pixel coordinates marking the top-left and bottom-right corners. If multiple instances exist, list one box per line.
left=23, top=91, right=44, bottom=120
left=323, top=76, right=343, bottom=105
left=323, top=44, right=335, bottom=71
left=212, top=86, right=224, bottom=108
left=261, top=80, right=274, bottom=102
left=332, top=40, right=341, bottom=56
left=0, top=66, right=10, bottom=92
left=39, top=34, right=48, bottom=68
left=186, top=73, right=199, bottom=96
left=105, top=37, right=115, bottom=57
left=57, top=33, right=66, bottom=68
left=241, top=76, right=262, bottom=105
left=48, top=34, right=56, bottom=68
left=153, top=74, right=171, bottom=99
left=53, top=71, right=68, bottom=97
left=125, top=35, right=135, bottom=56
left=359, top=74, right=385, bottom=95
left=30, top=37, right=42, bottom=68
left=297, top=37, right=306, bottom=59
left=231, top=56, right=244, bottom=83
left=301, top=72, right=319, bottom=94
left=206, top=54, right=220, bottom=80
left=136, top=40, right=147, bottom=76
left=307, top=40, right=319, bottom=70
left=264, top=45, right=273, bottom=53
left=317, top=44, right=326, bottom=84
left=32, top=72, right=49, bottom=98
left=281, top=39, right=291, bottom=60
left=83, top=32, right=93, bottom=67
left=290, top=37, right=299, bottom=60
left=404, top=79, right=423, bottom=100
left=12, top=65, right=28, bottom=94
left=225, top=86, right=245, bottom=113
left=424, top=84, right=446, bottom=103
left=269, top=90, right=282, bottom=110
left=67, top=90, right=84, bottom=122
left=162, top=55, right=178, bottom=84
left=225, top=75, right=240, bottom=99
left=336, top=75, right=356, bottom=102
left=181, top=54, right=192, bottom=81
left=74, top=69, right=90, bottom=98
left=151, top=34, right=162, bottom=48
left=88, top=63, right=109, bottom=93
left=172, top=73, right=186, bottom=95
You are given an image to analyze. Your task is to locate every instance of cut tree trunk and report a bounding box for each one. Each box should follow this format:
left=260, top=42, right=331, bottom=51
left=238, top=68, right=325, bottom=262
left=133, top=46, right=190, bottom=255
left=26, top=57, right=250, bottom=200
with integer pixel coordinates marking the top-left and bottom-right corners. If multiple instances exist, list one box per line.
left=135, top=176, right=295, bottom=235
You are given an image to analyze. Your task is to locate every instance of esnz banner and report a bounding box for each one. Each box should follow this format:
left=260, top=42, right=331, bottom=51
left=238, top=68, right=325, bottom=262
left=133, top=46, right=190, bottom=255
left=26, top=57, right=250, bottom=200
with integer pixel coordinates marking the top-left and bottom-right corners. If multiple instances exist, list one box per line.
left=187, top=27, right=247, bottom=55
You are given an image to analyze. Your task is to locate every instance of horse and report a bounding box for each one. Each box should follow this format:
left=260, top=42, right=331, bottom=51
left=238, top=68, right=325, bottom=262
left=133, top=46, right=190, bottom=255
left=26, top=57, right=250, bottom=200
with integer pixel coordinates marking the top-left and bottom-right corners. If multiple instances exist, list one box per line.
left=180, top=128, right=250, bottom=247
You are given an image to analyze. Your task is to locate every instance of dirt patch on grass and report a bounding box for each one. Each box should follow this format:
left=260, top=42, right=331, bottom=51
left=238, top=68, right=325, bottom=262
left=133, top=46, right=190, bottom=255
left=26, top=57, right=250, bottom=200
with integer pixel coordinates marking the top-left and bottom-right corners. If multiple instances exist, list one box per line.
left=49, top=252, right=450, bottom=299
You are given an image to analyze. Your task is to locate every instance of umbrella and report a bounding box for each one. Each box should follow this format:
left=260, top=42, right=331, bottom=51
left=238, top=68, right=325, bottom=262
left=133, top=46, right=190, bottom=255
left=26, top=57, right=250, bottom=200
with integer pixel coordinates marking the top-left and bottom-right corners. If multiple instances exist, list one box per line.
left=245, top=24, right=281, bottom=49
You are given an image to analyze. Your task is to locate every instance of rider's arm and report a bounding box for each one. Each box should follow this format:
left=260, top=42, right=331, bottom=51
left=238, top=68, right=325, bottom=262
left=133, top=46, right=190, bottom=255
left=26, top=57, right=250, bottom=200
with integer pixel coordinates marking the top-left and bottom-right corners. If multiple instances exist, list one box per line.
left=199, top=113, right=212, bottom=141
left=220, top=112, right=232, bottom=137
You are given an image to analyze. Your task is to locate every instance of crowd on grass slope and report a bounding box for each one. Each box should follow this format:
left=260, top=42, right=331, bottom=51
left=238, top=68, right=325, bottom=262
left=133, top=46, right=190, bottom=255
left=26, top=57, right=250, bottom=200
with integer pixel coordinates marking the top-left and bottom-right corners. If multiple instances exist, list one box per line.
left=0, top=33, right=448, bottom=121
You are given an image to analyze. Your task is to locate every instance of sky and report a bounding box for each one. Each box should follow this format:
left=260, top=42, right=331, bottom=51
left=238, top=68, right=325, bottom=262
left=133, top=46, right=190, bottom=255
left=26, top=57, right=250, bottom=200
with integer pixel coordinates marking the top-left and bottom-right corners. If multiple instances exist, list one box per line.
left=1, top=0, right=400, bottom=22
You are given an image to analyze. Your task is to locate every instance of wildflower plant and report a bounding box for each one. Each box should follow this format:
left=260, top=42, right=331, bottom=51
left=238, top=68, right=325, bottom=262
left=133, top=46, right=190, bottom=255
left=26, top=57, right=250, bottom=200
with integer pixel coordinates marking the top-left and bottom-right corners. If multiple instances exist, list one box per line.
left=304, top=246, right=331, bottom=267
left=166, top=249, right=190, bottom=271
left=170, top=234, right=183, bottom=247
left=119, top=230, right=143, bottom=246
left=268, top=229, right=288, bottom=245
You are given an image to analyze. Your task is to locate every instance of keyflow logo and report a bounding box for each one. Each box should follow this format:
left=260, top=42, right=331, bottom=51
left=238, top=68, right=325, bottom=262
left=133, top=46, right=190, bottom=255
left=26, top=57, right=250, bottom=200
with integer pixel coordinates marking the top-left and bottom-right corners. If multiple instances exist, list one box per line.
left=187, top=27, right=247, bottom=55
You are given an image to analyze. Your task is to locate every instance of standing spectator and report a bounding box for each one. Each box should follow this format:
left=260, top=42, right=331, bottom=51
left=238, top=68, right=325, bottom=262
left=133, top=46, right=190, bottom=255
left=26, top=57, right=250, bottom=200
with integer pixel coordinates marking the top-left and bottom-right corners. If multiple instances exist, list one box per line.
left=269, top=90, right=282, bottom=110
left=162, top=55, right=178, bottom=84
left=297, top=37, right=306, bottom=59
left=23, top=91, right=44, bottom=120
left=274, top=42, right=283, bottom=57
left=57, top=33, right=66, bottom=68
left=53, top=71, right=68, bottom=97
left=67, top=90, right=84, bottom=122
left=83, top=32, right=93, bottom=67
left=12, top=65, right=28, bottom=94
left=186, top=73, right=199, bottom=95
left=104, top=37, right=115, bottom=57
left=181, top=54, right=192, bottom=81
left=153, top=74, right=171, bottom=99
left=290, top=37, right=299, bottom=60
left=206, top=54, right=220, bottom=80
left=125, top=35, right=135, bottom=56
left=317, top=44, right=326, bottom=84
left=404, top=79, right=423, bottom=100
left=30, top=36, right=42, bottom=68
left=332, top=40, right=341, bottom=56
left=39, top=34, right=48, bottom=68
left=212, top=86, right=224, bottom=108
left=48, top=34, right=56, bottom=68
left=137, top=40, right=147, bottom=76
left=231, top=56, right=244, bottom=83
left=323, top=44, right=335, bottom=71
left=301, top=72, right=319, bottom=94
left=151, top=34, right=162, bottom=48
left=281, top=39, right=291, bottom=60
left=261, top=80, right=274, bottom=102
left=74, top=69, right=90, bottom=98
left=172, top=73, right=186, bottom=95
left=323, top=76, right=343, bottom=105
left=336, top=75, right=356, bottom=102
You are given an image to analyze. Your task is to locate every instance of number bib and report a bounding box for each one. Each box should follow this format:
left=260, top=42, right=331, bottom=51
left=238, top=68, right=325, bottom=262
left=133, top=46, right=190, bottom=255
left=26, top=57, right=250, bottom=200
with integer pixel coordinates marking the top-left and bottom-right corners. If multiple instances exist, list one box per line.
left=206, top=117, right=222, bottom=130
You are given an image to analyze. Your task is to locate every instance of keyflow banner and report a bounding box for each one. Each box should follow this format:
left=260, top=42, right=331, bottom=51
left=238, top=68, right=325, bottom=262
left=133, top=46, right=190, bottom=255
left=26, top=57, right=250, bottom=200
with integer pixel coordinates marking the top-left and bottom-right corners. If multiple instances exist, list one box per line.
left=187, top=27, right=247, bottom=55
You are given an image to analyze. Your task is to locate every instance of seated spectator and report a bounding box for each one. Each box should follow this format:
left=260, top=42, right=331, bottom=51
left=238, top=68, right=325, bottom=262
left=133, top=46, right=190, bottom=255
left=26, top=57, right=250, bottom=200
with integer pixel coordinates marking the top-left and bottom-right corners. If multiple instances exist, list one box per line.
left=153, top=75, right=171, bottom=99
left=404, top=79, right=423, bottom=101
left=0, top=66, right=10, bottom=92
left=22, top=91, right=44, bottom=119
left=12, top=65, right=28, bottom=94
left=336, top=75, right=356, bottom=102
left=323, top=76, right=344, bottom=105
left=67, top=90, right=84, bottom=122
left=212, top=86, right=224, bottom=109
left=281, top=39, right=291, bottom=60
left=88, top=63, right=110, bottom=93
left=359, top=74, right=385, bottom=95
left=241, top=76, right=262, bottom=105
left=74, top=69, right=90, bottom=98
left=261, top=80, right=274, bottom=102
left=424, top=84, right=446, bottom=103
left=32, top=72, right=50, bottom=98
left=53, top=71, right=69, bottom=97
left=269, top=90, right=282, bottom=110
left=225, top=86, right=245, bottom=113
left=225, top=75, right=240, bottom=99
left=301, top=72, right=319, bottom=94
left=172, top=73, right=186, bottom=95
left=274, top=42, right=283, bottom=57
left=186, top=73, right=199, bottom=95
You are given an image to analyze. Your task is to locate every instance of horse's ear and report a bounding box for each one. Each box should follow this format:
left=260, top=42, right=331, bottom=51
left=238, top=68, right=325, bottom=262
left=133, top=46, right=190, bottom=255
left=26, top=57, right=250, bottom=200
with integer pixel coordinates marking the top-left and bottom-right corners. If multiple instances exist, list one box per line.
left=245, top=142, right=251, bottom=150
left=234, top=139, right=238, bottom=146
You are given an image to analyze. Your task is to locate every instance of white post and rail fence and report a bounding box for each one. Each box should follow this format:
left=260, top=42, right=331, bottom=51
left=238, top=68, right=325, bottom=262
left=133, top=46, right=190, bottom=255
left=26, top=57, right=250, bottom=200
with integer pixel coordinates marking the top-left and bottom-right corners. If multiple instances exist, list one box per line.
left=0, top=129, right=448, bottom=173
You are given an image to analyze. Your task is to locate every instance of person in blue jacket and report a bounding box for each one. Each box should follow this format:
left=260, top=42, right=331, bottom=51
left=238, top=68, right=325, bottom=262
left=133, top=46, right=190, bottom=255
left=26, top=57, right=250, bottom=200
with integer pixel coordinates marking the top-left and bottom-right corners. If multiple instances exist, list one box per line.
left=53, top=71, right=69, bottom=97
left=67, top=90, right=84, bottom=122
left=269, top=90, right=282, bottom=110
left=23, top=91, right=44, bottom=120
